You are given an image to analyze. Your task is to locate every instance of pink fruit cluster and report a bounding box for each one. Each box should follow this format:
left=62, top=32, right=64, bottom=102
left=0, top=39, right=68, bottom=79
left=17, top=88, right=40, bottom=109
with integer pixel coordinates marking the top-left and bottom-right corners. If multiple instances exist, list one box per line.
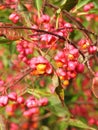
left=0, top=92, right=23, bottom=107
left=83, top=2, right=98, bottom=22
left=71, top=105, right=98, bottom=126
left=29, top=56, right=53, bottom=75
left=0, top=1, right=98, bottom=129
left=78, top=39, right=97, bottom=54
left=54, top=44, right=84, bottom=87
left=0, top=92, right=48, bottom=112
left=0, top=92, right=48, bottom=129
left=17, top=40, right=33, bottom=64
left=32, top=14, right=73, bottom=49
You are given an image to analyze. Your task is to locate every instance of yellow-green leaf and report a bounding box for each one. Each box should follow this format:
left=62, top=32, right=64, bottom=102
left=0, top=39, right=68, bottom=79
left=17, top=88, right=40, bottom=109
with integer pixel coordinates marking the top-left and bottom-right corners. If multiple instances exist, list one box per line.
left=47, top=94, right=70, bottom=117
left=60, top=0, right=78, bottom=11
left=69, top=119, right=96, bottom=130
left=35, top=0, right=42, bottom=17
left=55, top=86, right=65, bottom=105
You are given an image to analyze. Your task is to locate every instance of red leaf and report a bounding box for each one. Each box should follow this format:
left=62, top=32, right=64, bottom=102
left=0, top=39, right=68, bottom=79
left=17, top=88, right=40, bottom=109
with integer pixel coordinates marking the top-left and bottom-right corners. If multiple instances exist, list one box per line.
left=92, top=77, right=98, bottom=98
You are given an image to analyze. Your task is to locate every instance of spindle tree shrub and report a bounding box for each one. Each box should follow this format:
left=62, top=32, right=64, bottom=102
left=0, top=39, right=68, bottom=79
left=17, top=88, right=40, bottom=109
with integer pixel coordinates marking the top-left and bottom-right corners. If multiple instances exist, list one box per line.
left=0, top=0, right=98, bottom=130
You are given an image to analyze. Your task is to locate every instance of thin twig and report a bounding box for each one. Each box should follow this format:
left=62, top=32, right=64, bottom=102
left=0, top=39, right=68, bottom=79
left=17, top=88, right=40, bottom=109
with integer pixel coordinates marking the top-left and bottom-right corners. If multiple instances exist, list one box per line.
left=32, top=112, right=52, bottom=122
left=86, top=60, right=95, bottom=76
left=0, top=25, right=66, bottom=41
left=55, top=26, right=98, bottom=37
left=0, top=25, right=86, bottom=59
left=45, top=3, right=93, bottom=44
left=4, top=67, right=33, bottom=91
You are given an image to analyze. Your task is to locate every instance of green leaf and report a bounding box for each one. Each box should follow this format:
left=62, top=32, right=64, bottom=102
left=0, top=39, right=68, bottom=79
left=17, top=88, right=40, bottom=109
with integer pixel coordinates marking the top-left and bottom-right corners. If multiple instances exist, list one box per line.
left=9, top=42, right=16, bottom=54
left=52, top=74, right=59, bottom=89
left=89, top=8, right=98, bottom=14
left=56, top=8, right=61, bottom=28
left=18, top=1, right=32, bottom=27
left=56, top=8, right=61, bottom=14
left=60, top=0, right=78, bottom=11
left=68, top=119, right=96, bottom=130
left=70, top=95, right=79, bottom=102
left=47, top=94, right=70, bottom=117
left=74, top=0, right=91, bottom=11
left=35, top=0, right=42, bottom=11
left=17, top=1, right=27, bottom=12
left=35, top=0, right=42, bottom=17
left=55, top=86, right=65, bottom=105
left=40, top=126, right=50, bottom=130
left=60, top=0, right=67, bottom=7
left=0, top=38, right=13, bottom=44
left=94, top=0, right=98, bottom=8
left=57, top=121, right=68, bottom=130
left=53, top=0, right=62, bottom=6
left=52, top=74, right=64, bottom=104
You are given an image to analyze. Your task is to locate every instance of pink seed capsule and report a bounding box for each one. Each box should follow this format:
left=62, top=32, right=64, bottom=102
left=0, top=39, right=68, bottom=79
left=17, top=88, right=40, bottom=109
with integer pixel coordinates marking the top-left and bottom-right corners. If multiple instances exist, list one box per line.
left=0, top=96, right=8, bottom=106
left=17, top=96, right=25, bottom=104
left=8, top=92, right=17, bottom=101
left=39, top=98, right=48, bottom=106
left=76, top=63, right=84, bottom=73
left=9, top=13, right=19, bottom=23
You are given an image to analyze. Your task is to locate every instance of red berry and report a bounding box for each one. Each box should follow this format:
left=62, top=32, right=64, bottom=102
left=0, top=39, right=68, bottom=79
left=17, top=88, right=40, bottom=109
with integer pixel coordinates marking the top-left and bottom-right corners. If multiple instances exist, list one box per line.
left=23, top=110, right=32, bottom=117
left=88, top=46, right=97, bottom=54
left=64, top=22, right=73, bottom=32
left=39, top=98, right=48, bottom=106
left=9, top=13, right=19, bottom=23
left=88, top=117, right=95, bottom=125
left=10, top=123, right=19, bottom=130
left=8, top=92, right=17, bottom=101
left=83, top=5, right=91, bottom=12
left=6, top=104, right=17, bottom=116
left=0, top=96, right=8, bottom=106
left=23, top=108, right=39, bottom=117
left=68, top=61, right=76, bottom=71
left=76, top=63, right=84, bottom=73
left=26, top=100, right=38, bottom=108
left=41, top=15, right=50, bottom=23
left=96, top=120, right=98, bottom=126
left=83, top=2, right=94, bottom=12
left=95, top=72, right=98, bottom=77
left=17, top=96, right=25, bottom=104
